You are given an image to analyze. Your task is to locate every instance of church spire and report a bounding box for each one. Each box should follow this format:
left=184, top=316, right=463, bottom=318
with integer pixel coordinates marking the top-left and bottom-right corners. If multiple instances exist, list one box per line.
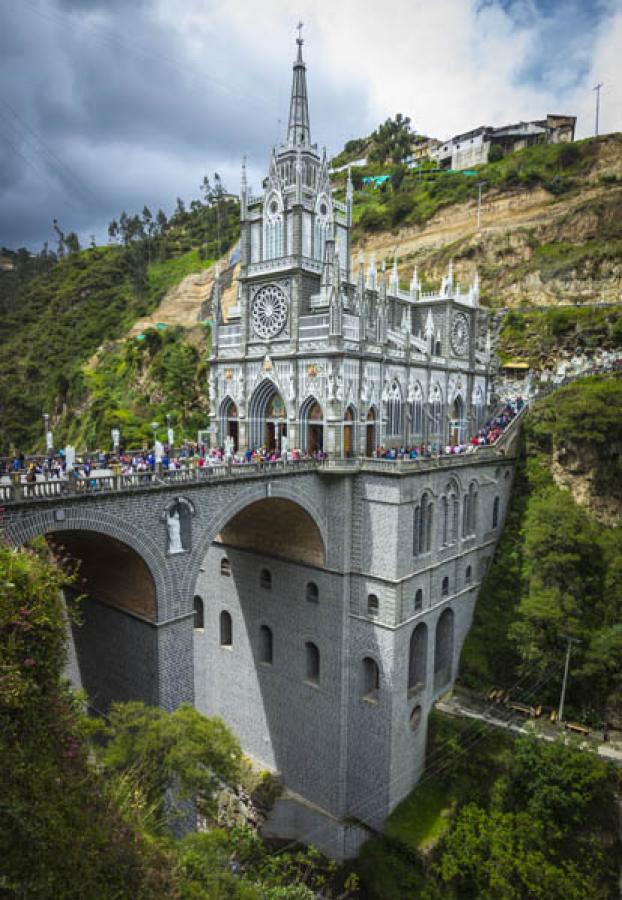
left=287, top=23, right=311, bottom=147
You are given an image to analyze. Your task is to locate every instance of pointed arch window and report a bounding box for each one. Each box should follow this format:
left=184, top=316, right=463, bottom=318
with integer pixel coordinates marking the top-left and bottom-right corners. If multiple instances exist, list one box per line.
left=429, top=386, right=443, bottom=438
left=314, top=195, right=330, bottom=261
left=492, top=496, right=500, bottom=529
left=387, top=381, right=403, bottom=438
left=414, top=492, right=433, bottom=555
left=411, top=385, right=423, bottom=438
left=263, top=194, right=283, bottom=260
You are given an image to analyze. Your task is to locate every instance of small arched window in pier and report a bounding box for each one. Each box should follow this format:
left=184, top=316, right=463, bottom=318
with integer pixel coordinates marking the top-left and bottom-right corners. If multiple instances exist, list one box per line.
left=305, top=641, right=320, bottom=684
left=260, top=568, right=272, bottom=590
left=259, top=625, right=273, bottom=664
left=367, top=594, right=379, bottom=617
left=220, top=558, right=231, bottom=577
left=193, top=596, right=204, bottom=630
left=306, top=581, right=319, bottom=603
left=362, top=657, right=380, bottom=700
left=220, top=610, right=232, bottom=647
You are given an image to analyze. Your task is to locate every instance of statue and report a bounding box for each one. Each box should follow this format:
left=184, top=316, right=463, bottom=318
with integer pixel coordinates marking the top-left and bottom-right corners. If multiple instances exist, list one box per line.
left=360, top=376, right=370, bottom=403
left=327, top=372, right=336, bottom=401
left=167, top=508, right=184, bottom=555
left=335, top=374, right=344, bottom=402
left=288, top=372, right=296, bottom=402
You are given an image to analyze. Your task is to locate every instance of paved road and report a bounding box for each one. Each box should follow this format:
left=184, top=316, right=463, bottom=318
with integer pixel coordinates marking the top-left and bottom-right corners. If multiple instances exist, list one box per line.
left=436, top=690, right=622, bottom=766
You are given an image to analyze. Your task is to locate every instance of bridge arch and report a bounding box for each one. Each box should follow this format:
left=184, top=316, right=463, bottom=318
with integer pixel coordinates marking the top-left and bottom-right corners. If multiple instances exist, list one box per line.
left=6, top=508, right=172, bottom=617
left=183, top=480, right=328, bottom=600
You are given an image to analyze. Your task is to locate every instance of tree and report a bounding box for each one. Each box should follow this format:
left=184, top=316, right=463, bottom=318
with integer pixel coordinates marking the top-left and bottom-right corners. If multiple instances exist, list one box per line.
left=488, top=143, right=504, bottom=163
left=101, top=701, right=243, bottom=822
left=370, top=113, right=414, bottom=164
left=64, top=231, right=81, bottom=254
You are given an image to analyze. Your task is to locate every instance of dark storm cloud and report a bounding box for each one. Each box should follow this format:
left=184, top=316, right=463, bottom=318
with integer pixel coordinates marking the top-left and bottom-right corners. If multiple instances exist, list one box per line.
left=0, top=0, right=368, bottom=249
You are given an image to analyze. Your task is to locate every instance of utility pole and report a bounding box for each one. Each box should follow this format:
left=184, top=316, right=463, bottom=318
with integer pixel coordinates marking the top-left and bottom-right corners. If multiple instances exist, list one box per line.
left=558, top=635, right=582, bottom=722
left=476, top=181, right=486, bottom=231
left=593, top=82, right=604, bottom=137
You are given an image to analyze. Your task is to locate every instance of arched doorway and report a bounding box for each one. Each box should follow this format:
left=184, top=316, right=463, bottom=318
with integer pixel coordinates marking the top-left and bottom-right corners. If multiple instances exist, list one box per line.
left=434, top=607, right=454, bottom=691
left=300, top=397, right=324, bottom=454
left=365, top=407, right=377, bottom=457
left=450, top=395, right=466, bottom=446
left=220, top=397, right=239, bottom=451
left=343, top=406, right=355, bottom=457
left=249, top=380, right=287, bottom=450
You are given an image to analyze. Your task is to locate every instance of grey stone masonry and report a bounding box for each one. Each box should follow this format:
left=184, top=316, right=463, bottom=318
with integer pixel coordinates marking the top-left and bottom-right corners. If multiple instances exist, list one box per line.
left=0, top=447, right=516, bottom=857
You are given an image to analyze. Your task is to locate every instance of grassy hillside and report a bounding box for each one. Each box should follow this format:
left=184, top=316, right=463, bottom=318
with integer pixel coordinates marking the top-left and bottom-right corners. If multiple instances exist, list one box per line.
left=497, top=305, right=622, bottom=365
left=340, top=133, right=622, bottom=307
left=61, top=324, right=210, bottom=450
left=0, top=191, right=239, bottom=453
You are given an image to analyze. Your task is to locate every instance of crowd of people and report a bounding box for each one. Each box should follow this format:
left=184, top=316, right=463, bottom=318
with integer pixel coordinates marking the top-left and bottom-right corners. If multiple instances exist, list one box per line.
left=370, top=398, right=524, bottom=461
left=1, top=398, right=524, bottom=482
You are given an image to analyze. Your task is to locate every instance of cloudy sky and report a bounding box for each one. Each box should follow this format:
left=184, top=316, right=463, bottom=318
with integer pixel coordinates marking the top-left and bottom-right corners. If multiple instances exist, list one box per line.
left=1, top=0, right=620, bottom=250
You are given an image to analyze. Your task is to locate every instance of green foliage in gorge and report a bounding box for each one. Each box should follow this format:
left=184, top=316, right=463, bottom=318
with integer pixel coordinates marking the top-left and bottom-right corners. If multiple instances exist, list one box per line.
left=102, top=701, right=243, bottom=824
left=0, top=542, right=178, bottom=898
left=460, top=376, right=622, bottom=720
left=0, top=543, right=356, bottom=899
left=356, top=715, right=619, bottom=900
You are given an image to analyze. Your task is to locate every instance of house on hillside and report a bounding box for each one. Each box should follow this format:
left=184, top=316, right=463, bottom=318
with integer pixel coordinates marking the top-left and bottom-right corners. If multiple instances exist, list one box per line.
left=432, top=114, right=576, bottom=170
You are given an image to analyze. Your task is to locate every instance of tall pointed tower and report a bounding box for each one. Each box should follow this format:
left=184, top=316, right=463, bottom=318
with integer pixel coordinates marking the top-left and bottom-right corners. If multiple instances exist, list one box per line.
left=288, top=26, right=311, bottom=146
left=212, top=29, right=352, bottom=450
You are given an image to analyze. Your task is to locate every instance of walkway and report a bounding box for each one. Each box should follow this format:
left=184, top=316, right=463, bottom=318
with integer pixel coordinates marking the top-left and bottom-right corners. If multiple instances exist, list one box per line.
left=436, top=689, right=622, bottom=766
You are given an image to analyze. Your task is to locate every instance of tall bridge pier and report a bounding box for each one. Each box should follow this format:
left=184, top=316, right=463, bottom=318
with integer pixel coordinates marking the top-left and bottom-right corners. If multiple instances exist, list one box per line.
left=2, top=441, right=518, bottom=857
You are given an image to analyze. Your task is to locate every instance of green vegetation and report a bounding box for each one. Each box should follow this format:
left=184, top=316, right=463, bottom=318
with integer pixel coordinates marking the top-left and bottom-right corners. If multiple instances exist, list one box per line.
left=0, top=178, right=239, bottom=454
left=461, top=377, right=622, bottom=720
left=335, top=133, right=620, bottom=239
left=498, top=305, right=622, bottom=364
left=356, top=713, right=619, bottom=899
left=0, top=541, right=356, bottom=899
left=59, top=324, right=210, bottom=450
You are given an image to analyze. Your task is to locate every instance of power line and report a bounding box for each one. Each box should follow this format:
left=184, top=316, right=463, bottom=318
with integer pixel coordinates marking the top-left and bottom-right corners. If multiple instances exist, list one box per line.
left=0, top=100, right=99, bottom=210
left=264, top=659, right=563, bottom=862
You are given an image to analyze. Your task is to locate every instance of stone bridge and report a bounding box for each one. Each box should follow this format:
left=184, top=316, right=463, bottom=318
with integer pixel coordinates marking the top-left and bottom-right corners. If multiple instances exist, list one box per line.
left=1, top=420, right=522, bottom=856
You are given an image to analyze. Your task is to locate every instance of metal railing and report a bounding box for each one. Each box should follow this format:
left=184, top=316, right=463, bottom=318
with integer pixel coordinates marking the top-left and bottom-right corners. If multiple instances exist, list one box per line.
left=0, top=458, right=320, bottom=505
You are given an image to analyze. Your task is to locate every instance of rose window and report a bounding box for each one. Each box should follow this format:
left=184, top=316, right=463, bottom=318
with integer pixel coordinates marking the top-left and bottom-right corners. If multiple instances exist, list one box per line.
left=251, top=284, right=288, bottom=340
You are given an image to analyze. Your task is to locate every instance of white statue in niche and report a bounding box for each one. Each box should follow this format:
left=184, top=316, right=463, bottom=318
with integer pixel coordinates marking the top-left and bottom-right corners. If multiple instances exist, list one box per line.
left=167, top=508, right=184, bottom=555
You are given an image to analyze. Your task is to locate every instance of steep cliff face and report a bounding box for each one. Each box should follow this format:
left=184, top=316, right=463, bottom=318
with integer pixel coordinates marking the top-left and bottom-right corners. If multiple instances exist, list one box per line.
left=351, top=134, right=622, bottom=307
left=551, top=441, right=622, bottom=525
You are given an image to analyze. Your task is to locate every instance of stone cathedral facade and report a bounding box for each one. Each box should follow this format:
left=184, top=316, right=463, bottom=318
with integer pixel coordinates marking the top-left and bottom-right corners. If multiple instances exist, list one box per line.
left=209, top=35, right=493, bottom=457
left=192, top=34, right=515, bottom=859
